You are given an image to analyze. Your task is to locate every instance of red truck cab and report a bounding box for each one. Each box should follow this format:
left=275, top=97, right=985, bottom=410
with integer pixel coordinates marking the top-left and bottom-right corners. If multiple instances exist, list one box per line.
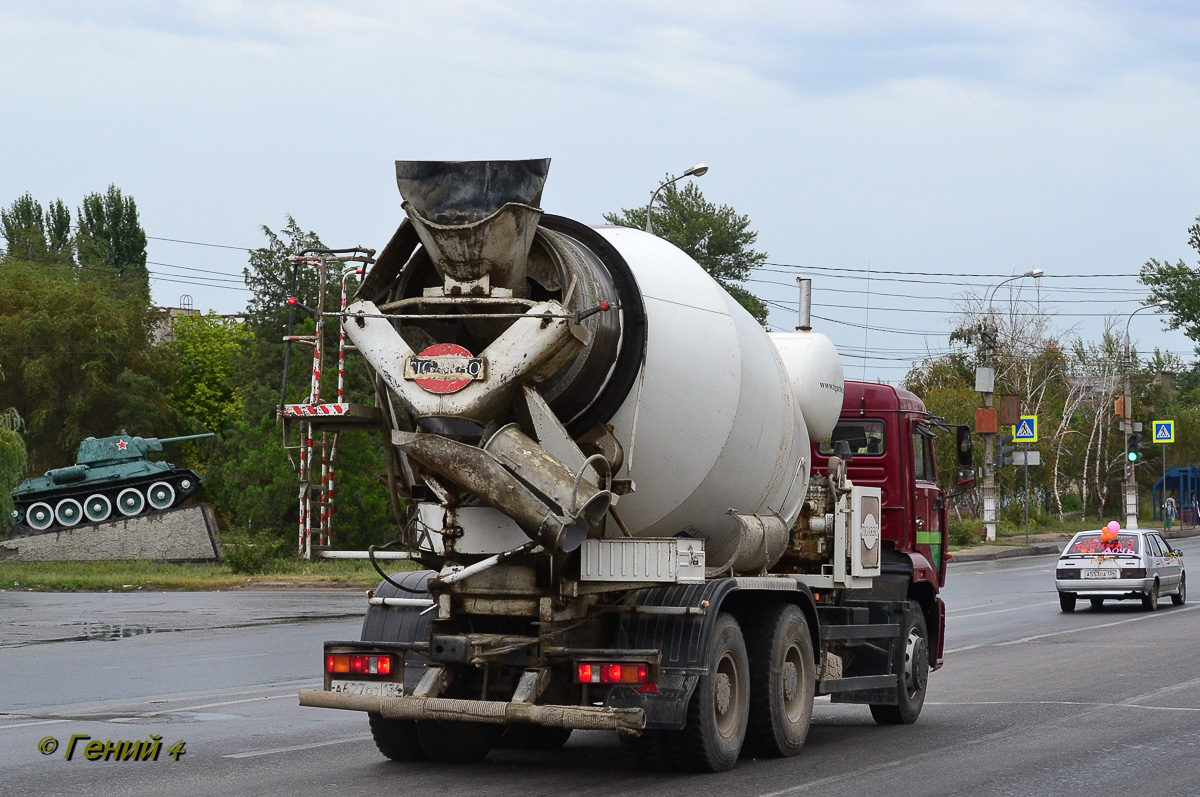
left=810, top=380, right=973, bottom=670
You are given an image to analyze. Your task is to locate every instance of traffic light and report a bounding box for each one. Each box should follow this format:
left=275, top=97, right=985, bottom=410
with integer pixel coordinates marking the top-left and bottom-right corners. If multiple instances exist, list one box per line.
left=997, top=436, right=1015, bottom=468
left=1127, top=433, right=1142, bottom=463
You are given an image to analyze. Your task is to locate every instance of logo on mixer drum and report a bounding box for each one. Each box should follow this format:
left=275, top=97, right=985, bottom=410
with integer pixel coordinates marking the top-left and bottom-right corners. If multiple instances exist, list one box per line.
left=404, top=344, right=486, bottom=394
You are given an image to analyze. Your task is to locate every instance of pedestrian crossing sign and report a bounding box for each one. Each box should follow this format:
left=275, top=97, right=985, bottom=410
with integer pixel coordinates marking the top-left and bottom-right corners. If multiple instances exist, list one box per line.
left=1153, top=420, right=1174, bottom=444
left=1013, top=415, right=1037, bottom=443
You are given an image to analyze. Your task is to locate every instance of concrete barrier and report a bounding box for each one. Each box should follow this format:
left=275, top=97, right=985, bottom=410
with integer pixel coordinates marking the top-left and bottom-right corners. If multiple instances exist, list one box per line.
left=0, top=504, right=219, bottom=562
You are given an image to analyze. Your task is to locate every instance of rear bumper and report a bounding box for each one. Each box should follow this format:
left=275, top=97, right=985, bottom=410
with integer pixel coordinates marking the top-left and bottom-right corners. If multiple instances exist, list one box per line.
left=298, top=689, right=645, bottom=733
left=1055, top=577, right=1152, bottom=596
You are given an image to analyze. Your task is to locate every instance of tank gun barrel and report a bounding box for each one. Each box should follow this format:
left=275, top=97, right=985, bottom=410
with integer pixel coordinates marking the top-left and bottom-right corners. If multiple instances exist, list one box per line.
left=156, top=433, right=216, bottom=444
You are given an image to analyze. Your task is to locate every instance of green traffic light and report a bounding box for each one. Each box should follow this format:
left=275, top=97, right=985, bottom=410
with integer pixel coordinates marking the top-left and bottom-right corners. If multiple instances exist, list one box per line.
left=1128, top=451, right=1139, bottom=463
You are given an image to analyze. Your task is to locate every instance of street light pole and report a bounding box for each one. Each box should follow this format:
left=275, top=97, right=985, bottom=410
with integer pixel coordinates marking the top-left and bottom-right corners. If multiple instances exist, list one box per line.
left=979, top=269, right=1043, bottom=542
left=1123, top=299, right=1170, bottom=529
left=645, top=163, right=708, bottom=234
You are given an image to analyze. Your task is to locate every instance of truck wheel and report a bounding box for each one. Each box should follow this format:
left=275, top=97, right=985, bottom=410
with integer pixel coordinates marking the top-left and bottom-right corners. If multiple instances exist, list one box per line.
left=1172, top=575, right=1186, bottom=606
left=1059, top=592, right=1076, bottom=613
left=619, top=730, right=675, bottom=771
left=669, top=612, right=749, bottom=772
left=1089, top=597, right=1104, bottom=610
left=504, top=725, right=572, bottom=751
left=368, top=712, right=426, bottom=761
left=744, top=603, right=814, bottom=758
left=416, top=719, right=503, bottom=762
left=870, top=606, right=929, bottom=726
left=1142, top=580, right=1160, bottom=611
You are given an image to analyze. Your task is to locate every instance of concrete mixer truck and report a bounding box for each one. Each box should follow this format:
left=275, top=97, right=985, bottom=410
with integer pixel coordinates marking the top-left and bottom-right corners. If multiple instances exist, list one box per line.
left=294, top=160, right=974, bottom=772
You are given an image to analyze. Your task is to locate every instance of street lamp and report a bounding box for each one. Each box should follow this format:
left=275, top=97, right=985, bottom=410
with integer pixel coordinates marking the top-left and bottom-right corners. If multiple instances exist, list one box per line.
left=979, top=268, right=1044, bottom=542
left=1121, top=299, right=1170, bottom=529
left=645, top=163, right=708, bottom=234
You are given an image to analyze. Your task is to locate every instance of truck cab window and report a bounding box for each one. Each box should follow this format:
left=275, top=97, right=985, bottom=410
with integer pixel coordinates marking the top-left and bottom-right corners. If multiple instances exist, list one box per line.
left=818, top=420, right=886, bottom=457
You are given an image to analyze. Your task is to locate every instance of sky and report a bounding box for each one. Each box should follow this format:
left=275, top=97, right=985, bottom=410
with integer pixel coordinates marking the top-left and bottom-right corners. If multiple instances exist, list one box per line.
left=2, top=0, right=1199, bottom=384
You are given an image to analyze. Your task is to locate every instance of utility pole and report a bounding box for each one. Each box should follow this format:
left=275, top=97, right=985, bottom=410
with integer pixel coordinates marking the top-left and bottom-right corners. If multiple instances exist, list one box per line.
left=1122, top=299, right=1169, bottom=529
left=980, top=327, right=997, bottom=541
left=1124, top=348, right=1137, bottom=529
left=979, top=270, right=1042, bottom=542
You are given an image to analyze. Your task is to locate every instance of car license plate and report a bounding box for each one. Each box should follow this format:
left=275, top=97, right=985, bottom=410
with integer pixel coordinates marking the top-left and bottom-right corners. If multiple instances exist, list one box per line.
left=329, top=680, right=403, bottom=697
left=1082, top=569, right=1118, bottom=579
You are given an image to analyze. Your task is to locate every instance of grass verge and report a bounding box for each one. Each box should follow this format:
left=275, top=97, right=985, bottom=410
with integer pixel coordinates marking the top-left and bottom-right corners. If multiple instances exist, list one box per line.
left=0, top=558, right=417, bottom=592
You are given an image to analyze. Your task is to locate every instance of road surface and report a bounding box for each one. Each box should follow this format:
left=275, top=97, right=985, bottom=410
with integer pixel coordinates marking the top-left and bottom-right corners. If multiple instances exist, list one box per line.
left=2, top=540, right=1198, bottom=796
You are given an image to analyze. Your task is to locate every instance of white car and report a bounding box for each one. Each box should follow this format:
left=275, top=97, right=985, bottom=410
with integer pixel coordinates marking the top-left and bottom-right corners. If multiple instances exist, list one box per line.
left=1054, top=528, right=1185, bottom=612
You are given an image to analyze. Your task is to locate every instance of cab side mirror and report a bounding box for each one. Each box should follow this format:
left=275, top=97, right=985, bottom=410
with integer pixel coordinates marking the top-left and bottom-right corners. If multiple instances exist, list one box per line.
left=1174, top=549, right=1184, bottom=557
left=955, top=426, right=976, bottom=487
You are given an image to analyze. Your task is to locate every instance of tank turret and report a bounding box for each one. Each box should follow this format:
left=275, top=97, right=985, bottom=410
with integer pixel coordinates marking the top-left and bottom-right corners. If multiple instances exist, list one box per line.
left=8, top=433, right=214, bottom=536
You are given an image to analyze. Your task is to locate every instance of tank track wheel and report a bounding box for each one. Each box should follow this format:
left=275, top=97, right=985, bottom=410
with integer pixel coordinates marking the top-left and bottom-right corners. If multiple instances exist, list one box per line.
left=84, top=494, right=112, bottom=523
left=147, top=481, right=176, bottom=510
left=117, top=487, right=145, bottom=516
left=26, top=502, right=55, bottom=531
left=55, top=498, right=83, bottom=527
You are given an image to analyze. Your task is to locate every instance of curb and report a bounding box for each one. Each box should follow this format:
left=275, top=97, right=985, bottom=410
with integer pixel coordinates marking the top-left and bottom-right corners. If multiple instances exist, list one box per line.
left=949, top=542, right=1063, bottom=563
left=949, top=525, right=1200, bottom=564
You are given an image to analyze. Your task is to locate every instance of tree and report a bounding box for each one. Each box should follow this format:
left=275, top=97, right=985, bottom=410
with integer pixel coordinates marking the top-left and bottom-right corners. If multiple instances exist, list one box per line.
left=1, top=193, right=71, bottom=265
left=193, top=217, right=399, bottom=548
left=168, top=312, right=251, bottom=432
left=76, top=185, right=148, bottom=294
left=0, top=257, right=177, bottom=472
left=1141, top=214, right=1200, bottom=346
left=0, top=407, right=28, bottom=526
left=604, top=181, right=769, bottom=324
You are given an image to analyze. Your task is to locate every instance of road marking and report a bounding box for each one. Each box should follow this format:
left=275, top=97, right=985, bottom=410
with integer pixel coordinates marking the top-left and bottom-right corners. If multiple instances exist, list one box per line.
left=223, top=735, right=371, bottom=759
left=1123, top=676, right=1200, bottom=705
left=0, top=718, right=71, bottom=730
left=753, top=726, right=1022, bottom=797
left=109, top=693, right=296, bottom=722
left=948, top=601, right=1057, bottom=619
left=947, top=602, right=1200, bottom=654
left=927, top=700, right=1200, bottom=713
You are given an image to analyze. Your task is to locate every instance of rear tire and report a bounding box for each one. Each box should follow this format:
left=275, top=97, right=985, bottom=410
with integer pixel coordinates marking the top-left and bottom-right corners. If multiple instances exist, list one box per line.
left=619, top=729, right=676, bottom=770
left=1059, top=592, right=1077, bottom=613
left=1089, top=597, right=1104, bottom=609
left=744, top=604, right=815, bottom=758
left=416, top=719, right=503, bottom=763
left=1172, top=574, right=1186, bottom=606
left=669, top=612, right=749, bottom=772
left=1142, top=580, right=1160, bottom=611
left=870, top=605, right=930, bottom=726
left=368, top=712, right=426, bottom=761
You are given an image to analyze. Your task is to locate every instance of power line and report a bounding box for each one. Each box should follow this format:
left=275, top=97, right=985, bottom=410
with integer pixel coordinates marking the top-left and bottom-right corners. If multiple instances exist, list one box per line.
left=148, top=274, right=250, bottom=292
left=147, top=261, right=245, bottom=283
left=147, top=235, right=252, bottom=251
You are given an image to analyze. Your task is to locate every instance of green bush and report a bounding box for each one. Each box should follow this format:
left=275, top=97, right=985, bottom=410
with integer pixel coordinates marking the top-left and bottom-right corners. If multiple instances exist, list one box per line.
left=220, top=530, right=288, bottom=574
left=1059, top=493, right=1082, bottom=513
left=948, top=515, right=979, bottom=546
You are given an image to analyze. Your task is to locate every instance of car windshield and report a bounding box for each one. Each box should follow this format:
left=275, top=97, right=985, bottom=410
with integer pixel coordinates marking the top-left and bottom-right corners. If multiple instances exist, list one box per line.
left=1064, top=533, right=1140, bottom=556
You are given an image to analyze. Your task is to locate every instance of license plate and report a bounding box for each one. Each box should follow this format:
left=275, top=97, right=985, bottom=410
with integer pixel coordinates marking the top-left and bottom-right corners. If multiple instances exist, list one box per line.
left=1082, top=569, right=1118, bottom=579
left=329, top=680, right=403, bottom=697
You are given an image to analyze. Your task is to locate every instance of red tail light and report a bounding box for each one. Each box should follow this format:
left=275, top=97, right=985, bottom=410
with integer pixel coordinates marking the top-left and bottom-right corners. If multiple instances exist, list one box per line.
left=326, top=654, right=392, bottom=675
left=576, top=662, right=648, bottom=684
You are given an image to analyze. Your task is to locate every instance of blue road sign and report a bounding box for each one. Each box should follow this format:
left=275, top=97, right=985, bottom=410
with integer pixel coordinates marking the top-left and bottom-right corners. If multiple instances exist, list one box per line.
left=1153, top=420, right=1175, bottom=444
left=1013, top=415, right=1038, bottom=443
